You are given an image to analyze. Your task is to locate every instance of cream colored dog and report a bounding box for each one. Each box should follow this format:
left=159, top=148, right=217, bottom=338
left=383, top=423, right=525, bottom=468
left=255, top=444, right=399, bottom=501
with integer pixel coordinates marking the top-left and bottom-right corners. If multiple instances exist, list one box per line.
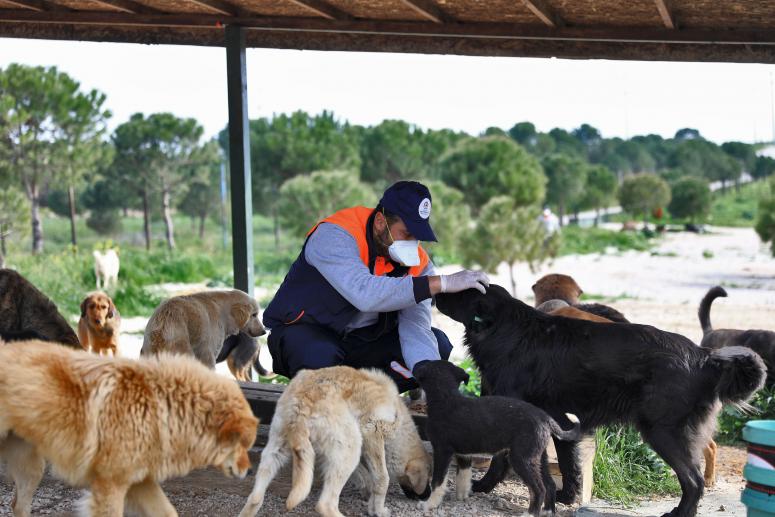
left=141, top=289, right=265, bottom=370
left=0, top=340, right=258, bottom=517
left=239, top=366, right=430, bottom=517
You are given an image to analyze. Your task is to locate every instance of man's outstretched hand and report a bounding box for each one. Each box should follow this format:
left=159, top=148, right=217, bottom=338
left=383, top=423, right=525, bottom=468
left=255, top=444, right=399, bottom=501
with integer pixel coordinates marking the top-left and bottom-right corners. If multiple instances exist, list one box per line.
left=439, top=270, right=490, bottom=294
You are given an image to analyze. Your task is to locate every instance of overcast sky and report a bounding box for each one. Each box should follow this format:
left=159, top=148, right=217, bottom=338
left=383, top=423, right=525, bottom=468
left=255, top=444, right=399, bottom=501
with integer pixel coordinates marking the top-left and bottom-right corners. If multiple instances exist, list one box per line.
left=2, top=37, right=775, bottom=145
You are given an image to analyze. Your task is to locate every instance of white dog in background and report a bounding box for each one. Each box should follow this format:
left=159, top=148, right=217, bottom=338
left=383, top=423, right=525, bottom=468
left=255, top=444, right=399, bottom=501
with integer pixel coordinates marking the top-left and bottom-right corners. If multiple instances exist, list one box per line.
left=93, top=249, right=120, bottom=289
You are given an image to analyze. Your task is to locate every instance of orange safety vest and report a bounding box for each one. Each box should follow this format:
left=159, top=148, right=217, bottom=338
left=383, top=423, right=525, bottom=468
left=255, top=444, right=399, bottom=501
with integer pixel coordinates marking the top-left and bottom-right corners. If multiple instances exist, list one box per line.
left=308, top=206, right=430, bottom=277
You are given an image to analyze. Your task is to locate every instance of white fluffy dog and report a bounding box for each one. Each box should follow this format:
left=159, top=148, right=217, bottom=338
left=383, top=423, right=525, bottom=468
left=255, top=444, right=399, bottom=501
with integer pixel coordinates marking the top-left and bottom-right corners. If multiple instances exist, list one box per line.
left=93, top=249, right=119, bottom=290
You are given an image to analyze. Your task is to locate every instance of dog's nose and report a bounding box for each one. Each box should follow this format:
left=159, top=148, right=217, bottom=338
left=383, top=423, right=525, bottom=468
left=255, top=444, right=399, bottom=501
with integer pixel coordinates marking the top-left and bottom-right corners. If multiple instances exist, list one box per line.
left=258, top=329, right=266, bottom=337
left=94, top=319, right=102, bottom=325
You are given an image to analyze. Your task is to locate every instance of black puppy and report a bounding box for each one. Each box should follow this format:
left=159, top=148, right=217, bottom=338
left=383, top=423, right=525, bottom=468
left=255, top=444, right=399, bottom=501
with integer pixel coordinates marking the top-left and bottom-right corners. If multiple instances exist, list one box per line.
left=435, top=284, right=765, bottom=517
left=699, top=286, right=775, bottom=386
left=414, top=360, right=580, bottom=516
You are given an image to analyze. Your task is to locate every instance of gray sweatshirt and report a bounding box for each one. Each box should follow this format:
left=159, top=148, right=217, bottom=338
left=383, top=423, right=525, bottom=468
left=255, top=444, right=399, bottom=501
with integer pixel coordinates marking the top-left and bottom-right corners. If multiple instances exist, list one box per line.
left=304, top=222, right=440, bottom=371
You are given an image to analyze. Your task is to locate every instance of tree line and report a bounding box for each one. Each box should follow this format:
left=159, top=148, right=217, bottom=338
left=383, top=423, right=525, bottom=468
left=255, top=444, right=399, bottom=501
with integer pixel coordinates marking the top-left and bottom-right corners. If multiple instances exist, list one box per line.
left=3, top=63, right=775, bottom=269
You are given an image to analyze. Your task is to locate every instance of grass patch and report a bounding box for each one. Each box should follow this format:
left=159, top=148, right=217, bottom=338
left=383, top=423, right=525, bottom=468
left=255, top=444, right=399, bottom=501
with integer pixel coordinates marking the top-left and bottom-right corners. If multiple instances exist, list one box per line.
left=593, top=425, right=681, bottom=505
left=558, top=226, right=654, bottom=256
left=580, top=292, right=636, bottom=303
left=709, top=180, right=769, bottom=227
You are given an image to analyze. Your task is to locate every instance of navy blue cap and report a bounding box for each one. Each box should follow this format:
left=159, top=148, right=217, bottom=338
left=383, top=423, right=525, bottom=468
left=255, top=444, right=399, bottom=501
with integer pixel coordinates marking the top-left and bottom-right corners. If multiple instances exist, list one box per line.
left=379, top=181, right=437, bottom=242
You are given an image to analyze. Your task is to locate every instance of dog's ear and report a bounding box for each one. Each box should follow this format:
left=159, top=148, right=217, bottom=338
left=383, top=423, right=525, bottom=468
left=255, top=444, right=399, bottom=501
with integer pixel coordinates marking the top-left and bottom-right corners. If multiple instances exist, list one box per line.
left=218, top=414, right=258, bottom=447
left=107, top=298, right=116, bottom=319
left=405, top=458, right=430, bottom=495
left=80, top=298, right=89, bottom=318
left=531, top=282, right=537, bottom=293
left=470, top=300, right=495, bottom=333
left=453, top=364, right=470, bottom=386
left=230, top=303, right=251, bottom=329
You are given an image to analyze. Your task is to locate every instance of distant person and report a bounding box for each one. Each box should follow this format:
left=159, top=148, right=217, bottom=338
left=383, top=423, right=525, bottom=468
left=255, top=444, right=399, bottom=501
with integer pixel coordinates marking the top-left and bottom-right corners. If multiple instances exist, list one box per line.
left=539, top=208, right=560, bottom=235
left=262, top=180, right=489, bottom=392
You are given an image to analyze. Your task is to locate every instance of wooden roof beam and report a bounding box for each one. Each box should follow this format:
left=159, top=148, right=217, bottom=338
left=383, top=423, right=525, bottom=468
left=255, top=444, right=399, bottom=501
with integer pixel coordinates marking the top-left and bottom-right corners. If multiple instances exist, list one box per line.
left=90, top=0, right=162, bottom=14
left=520, top=0, right=563, bottom=28
left=285, top=0, right=351, bottom=20
left=398, top=0, right=453, bottom=24
left=185, top=0, right=242, bottom=16
left=654, top=0, right=675, bottom=29
left=2, top=0, right=66, bottom=11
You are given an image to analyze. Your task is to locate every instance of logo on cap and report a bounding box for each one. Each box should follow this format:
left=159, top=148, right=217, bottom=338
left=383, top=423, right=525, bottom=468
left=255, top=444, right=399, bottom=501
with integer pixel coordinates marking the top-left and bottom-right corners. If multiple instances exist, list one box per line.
left=418, top=198, right=431, bottom=219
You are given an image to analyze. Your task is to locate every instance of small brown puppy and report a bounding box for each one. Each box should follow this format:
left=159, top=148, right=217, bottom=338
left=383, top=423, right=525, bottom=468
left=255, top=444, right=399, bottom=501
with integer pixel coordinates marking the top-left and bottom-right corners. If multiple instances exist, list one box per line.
left=78, top=291, right=121, bottom=356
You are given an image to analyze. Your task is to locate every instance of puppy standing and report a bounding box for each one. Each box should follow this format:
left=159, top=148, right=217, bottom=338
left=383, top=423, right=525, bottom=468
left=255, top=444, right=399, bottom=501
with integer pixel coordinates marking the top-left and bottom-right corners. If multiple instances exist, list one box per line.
left=414, top=360, right=580, bottom=516
left=78, top=292, right=121, bottom=356
left=93, top=249, right=119, bottom=290
left=0, top=340, right=258, bottom=517
left=239, top=366, right=430, bottom=517
left=141, top=290, right=265, bottom=371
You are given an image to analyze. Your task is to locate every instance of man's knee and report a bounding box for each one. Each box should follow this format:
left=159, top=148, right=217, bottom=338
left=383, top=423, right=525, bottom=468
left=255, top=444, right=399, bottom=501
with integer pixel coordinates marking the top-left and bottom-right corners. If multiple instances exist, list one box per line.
left=268, top=325, right=345, bottom=378
left=431, top=327, right=453, bottom=360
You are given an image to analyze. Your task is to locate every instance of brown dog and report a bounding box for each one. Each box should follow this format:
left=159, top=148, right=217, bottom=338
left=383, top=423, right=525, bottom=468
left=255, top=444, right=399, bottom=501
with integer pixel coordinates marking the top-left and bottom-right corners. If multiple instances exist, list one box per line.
left=0, top=269, right=81, bottom=348
left=536, top=299, right=612, bottom=323
left=78, top=291, right=121, bottom=356
left=532, top=273, right=583, bottom=306
left=532, top=273, right=630, bottom=323
left=0, top=340, right=258, bottom=516
left=141, top=290, right=266, bottom=374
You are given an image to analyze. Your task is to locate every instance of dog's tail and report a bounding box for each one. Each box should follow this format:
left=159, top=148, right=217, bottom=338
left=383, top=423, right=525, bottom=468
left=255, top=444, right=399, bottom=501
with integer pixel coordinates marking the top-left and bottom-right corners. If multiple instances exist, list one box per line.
left=549, top=413, right=582, bottom=442
left=253, top=355, right=276, bottom=379
left=286, top=425, right=315, bottom=511
left=699, top=286, right=727, bottom=336
left=710, top=346, right=766, bottom=405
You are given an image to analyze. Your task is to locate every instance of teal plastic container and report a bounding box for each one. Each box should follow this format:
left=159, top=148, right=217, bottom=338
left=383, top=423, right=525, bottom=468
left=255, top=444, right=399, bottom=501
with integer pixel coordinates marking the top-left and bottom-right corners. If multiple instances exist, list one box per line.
left=742, top=421, right=775, bottom=516
left=742, top=488, right=775, bottom=517
left=744, top=421, right=775, bottom=447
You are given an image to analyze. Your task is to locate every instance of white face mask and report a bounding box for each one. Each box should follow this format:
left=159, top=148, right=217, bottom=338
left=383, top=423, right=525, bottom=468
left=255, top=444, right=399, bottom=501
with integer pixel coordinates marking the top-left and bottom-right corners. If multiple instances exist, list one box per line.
left=388, top=239, right=421, bottom=267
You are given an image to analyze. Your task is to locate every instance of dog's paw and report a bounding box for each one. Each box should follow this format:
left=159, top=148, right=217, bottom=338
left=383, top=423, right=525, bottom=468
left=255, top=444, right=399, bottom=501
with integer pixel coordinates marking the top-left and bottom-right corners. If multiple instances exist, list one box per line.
left=555, top=488, right=577, bottom=505
left=418, top=500, right=438, bottom=514
left=368, top=507, right=390, bottom=517
left=455, top=488, right=471, bottom=501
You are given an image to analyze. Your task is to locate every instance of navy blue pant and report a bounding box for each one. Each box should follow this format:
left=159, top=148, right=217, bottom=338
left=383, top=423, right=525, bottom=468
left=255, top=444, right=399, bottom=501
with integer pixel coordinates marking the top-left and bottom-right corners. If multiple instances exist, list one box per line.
left=267, top=324, right=453, bottom=393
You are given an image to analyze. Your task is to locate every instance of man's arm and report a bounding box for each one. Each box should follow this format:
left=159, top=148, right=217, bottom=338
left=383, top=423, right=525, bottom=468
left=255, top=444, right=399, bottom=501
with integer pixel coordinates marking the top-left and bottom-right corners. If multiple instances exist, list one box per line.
left=305, top=224, right=429, bottom=313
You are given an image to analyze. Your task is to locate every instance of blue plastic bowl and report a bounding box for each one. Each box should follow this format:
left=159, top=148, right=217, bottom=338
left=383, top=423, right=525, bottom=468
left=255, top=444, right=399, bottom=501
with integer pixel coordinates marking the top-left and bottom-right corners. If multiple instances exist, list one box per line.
left=744, top=421, right=775, bottom=447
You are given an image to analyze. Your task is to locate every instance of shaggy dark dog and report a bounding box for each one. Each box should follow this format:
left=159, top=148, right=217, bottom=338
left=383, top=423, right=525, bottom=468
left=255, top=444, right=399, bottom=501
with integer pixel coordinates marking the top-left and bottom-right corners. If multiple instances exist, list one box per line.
left=699, top=286, right=775, bottom=387
left=435, top=284, right=765, bottom=517
left=0, top=269, right=81, bottom=348
left=414, top=360, right=580, bottom=516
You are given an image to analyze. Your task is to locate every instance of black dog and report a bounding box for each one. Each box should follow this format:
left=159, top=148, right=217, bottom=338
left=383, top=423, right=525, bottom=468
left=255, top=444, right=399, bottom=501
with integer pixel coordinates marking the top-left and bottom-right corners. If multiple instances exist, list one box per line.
left=435, top=284, right=765, bottom=517
left=699, top=285, right=775, bottom=387
left=414, top=360, right=580, bottom=516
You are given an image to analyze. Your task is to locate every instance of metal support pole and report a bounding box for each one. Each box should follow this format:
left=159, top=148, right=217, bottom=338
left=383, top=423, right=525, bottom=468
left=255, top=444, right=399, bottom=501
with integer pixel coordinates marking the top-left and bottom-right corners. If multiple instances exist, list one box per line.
left=225, top=24, right=254, bottom=296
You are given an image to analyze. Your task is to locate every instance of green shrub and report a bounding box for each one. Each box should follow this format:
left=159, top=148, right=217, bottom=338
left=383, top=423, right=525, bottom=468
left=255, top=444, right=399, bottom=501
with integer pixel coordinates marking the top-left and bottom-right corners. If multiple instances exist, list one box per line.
left=86, top=209, right=123, bottom=236
left=593, top=425, right=680, bottom=505
left=458, top=357, right=482, bottom=397
left=717, top=386, right=775, bottom=444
